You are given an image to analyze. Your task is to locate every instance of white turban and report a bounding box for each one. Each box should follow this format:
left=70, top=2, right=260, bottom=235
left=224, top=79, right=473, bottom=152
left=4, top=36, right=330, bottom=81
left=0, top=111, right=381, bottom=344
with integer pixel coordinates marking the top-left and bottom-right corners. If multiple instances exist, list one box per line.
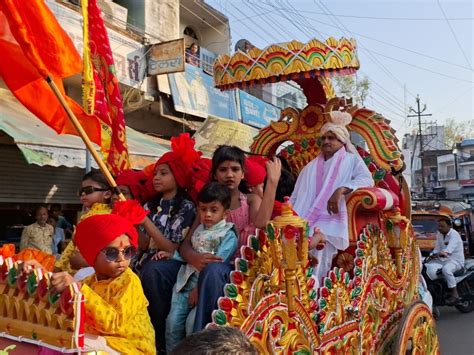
left=320, top=111, right=356, bottom=153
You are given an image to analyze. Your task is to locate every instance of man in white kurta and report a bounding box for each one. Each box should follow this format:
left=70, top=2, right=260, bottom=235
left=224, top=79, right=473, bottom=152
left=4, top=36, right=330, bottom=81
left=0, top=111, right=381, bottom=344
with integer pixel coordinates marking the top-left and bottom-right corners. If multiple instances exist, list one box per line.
left=426, top=219, right=464, bottom=304
left=290, top=111, right=374, bottom=286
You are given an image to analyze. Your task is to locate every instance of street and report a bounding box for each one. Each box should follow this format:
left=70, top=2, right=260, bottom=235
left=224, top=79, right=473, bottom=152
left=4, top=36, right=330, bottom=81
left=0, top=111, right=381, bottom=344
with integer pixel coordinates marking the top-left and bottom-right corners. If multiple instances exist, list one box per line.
left=436, top=306, right=474, bottom=354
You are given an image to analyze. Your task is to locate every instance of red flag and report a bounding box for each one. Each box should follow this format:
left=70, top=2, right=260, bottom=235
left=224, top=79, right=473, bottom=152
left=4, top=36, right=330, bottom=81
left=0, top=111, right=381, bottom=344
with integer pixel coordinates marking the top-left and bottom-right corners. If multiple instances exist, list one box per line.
left=82, top=0, right=130, bottom=175
left=0, top=0, right=101, bottom=145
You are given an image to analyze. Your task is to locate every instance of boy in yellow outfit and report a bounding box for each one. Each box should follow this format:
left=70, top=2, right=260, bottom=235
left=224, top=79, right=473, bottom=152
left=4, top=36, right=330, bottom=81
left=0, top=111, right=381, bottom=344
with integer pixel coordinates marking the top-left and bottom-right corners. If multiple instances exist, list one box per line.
left=55, top=171, right=113, bottom=275
left=51, top=200, right=155, bottom=354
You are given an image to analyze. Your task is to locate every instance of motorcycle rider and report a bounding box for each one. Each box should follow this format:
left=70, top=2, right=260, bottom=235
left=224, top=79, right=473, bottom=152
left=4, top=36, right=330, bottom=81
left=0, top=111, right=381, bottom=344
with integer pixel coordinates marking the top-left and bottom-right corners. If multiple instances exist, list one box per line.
left=428, top=218, right=465, bottom=305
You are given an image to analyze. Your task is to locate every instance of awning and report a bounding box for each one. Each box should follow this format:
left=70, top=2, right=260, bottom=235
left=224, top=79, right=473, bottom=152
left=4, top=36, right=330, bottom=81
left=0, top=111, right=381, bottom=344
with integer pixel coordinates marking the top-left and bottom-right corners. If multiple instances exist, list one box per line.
left=460, top=186, right=474, bottom=196
left=193, top=115, right=259, bottom=157
left=0, top=88, right=169, bottom=169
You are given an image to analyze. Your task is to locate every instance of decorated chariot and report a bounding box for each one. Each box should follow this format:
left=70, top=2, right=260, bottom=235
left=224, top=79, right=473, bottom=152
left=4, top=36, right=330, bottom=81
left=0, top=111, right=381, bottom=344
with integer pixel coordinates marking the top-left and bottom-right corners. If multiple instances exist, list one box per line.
left=0, top=37, right=439, bottom=354
left=208, top=37, right=440, bottom=354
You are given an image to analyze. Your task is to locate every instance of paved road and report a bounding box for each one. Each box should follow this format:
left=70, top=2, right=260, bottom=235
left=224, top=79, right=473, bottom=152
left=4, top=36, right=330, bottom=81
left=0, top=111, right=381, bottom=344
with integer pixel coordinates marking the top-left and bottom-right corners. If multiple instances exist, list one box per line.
left=436, top=306, right=474, bottom=354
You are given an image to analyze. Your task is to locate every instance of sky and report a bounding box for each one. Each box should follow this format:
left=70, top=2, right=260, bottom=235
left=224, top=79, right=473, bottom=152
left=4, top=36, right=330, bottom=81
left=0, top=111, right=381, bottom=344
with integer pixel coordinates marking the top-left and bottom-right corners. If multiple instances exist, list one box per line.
left=206, top=0, right=473, bottom=140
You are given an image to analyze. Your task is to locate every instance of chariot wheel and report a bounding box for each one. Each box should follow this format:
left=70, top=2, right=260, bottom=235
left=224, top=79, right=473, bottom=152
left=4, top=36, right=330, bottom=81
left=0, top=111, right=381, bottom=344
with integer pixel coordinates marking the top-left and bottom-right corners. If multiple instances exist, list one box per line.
left=394, top=301, right=440, bottom=355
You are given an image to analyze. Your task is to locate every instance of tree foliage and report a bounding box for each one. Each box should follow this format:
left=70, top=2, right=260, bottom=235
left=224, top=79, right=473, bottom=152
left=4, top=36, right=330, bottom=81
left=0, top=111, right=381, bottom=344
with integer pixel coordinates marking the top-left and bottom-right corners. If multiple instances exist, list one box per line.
left=444, top=118, right=474, bottom=147
left=332, top=75, right=370, bottom=106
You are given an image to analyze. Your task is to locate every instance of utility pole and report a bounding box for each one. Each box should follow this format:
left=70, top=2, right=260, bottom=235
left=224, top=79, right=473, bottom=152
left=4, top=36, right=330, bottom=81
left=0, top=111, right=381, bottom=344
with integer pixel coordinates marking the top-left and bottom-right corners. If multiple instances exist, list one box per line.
left=408, top=95, right=432, bottom=197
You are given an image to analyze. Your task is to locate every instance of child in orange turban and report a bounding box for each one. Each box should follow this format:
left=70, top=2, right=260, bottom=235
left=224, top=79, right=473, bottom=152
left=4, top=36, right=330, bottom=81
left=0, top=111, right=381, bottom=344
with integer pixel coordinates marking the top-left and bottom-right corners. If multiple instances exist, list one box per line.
left=50, top=200, right=155, bottom=354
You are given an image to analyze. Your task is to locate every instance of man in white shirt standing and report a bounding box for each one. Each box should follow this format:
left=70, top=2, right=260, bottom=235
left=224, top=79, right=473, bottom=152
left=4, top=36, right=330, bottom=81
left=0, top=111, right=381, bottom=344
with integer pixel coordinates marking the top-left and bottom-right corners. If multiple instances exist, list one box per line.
left=429, top=219, right=465, bottom=304
left=290, top=111, right=374, bottom=286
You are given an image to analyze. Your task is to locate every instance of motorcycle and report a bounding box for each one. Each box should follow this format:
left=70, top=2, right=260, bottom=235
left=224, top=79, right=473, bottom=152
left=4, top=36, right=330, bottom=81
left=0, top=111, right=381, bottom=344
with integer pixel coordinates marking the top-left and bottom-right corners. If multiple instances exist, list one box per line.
left=422, top=255, right=474, bottom=318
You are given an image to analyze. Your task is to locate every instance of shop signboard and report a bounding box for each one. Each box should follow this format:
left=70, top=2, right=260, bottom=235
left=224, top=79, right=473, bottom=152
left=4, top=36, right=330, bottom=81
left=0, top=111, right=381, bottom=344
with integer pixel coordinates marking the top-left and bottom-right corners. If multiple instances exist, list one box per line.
left=148, top=38, right=185, bottom=75
left=168, top=64, right=238, bottom=120
left=238, top=90, right=281, bottom=128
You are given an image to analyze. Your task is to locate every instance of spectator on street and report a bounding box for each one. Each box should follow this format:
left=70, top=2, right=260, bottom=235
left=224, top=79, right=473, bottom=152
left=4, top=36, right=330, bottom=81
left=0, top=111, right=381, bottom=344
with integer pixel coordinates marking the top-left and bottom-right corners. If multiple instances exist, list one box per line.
left=20, top=205, right=54, bottom=254
left=47, top=215, right=65, bottom=256
left=50, top=203, right=73, bottom=236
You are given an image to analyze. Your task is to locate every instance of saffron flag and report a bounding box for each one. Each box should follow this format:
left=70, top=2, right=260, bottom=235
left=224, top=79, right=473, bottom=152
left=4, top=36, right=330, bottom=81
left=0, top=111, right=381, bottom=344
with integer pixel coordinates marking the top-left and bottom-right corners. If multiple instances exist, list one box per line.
left=0, top=0, right=101, bottom=145
left=82, top=0, right=130, bottom=175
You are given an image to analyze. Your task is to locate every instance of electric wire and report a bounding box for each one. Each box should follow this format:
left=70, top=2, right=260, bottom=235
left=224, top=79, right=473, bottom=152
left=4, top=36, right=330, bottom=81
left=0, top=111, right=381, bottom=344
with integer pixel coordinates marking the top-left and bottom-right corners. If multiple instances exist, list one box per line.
left=437, top=0, right=472, bottom=70
left=288, top=14, right=473, bottom=72
left=432, top=86, right=474, bottom=115
left=253, top=0, right=412, bottom=114
left=180, top=2, right=226, bottom=36
left=246, top=0, right=410, bottom=116
left=246, top=0, right=413, bottom=113
left=232, top=9, right=474, bottom=22
left=313, top=0, right=418, bottom=99
left=229, top=3, right=280, bottom=42
left=242, top=0, right=290, bottom=41
left=369, top=49, right=474, bottom=84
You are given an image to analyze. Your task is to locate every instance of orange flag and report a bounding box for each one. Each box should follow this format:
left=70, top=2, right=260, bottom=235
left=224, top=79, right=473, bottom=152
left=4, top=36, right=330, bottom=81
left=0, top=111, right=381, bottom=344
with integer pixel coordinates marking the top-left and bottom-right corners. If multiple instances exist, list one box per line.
left=0, top=0, right=101, bottom=145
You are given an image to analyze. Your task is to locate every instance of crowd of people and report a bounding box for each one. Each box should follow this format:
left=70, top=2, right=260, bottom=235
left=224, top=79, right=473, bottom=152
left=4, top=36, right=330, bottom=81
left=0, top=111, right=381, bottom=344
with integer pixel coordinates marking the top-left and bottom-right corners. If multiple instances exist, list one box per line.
left=15, top=111, right=377, bottom=354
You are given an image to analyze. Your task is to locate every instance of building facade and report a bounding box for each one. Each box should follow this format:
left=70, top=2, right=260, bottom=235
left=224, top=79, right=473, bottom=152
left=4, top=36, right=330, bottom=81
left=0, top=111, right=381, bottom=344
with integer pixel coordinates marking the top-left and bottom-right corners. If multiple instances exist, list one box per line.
left=438, top=139, right=474, bottom=201
left=0, top=0, right=289, bottom=243
left=402, top=125, right=448, bottom=197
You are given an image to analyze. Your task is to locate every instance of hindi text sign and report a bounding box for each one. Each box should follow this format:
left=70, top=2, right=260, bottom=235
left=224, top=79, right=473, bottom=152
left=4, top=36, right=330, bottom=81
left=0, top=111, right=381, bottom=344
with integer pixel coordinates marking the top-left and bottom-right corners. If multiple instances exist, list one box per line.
left=148, top=38, right=185, bottom=75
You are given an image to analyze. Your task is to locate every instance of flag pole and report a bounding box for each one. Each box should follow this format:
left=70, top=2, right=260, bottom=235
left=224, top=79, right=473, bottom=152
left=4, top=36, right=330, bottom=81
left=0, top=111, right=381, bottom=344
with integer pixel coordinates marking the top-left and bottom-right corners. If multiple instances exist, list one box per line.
left=45, top=75, right=125, bottom=201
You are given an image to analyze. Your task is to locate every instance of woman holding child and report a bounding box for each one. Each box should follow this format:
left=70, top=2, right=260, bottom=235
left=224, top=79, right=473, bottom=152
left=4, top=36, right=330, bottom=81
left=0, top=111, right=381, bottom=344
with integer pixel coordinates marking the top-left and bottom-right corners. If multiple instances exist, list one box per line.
left=141, top=143, right=282, bottom=353
left=164, top=182, right=238, bottom=351
left=180, top=146, right=281, bottom=333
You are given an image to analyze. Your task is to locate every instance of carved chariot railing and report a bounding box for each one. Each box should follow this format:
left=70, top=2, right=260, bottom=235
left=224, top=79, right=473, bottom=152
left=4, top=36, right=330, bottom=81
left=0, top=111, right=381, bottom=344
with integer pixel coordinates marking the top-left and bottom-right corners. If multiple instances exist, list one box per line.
left=0, top=257, right=84, bottom=352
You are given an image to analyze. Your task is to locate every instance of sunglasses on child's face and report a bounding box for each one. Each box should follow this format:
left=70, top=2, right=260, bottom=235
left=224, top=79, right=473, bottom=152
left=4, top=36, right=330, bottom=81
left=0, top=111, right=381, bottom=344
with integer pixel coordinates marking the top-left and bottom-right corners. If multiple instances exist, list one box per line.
left=100, top=246, right=136, bottom=263
left=78, top=186, right=110, bottom=196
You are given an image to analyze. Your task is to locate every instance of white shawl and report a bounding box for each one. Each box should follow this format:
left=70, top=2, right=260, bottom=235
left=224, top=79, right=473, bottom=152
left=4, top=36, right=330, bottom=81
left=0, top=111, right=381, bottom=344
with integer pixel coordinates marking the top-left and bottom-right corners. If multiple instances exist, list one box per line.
left=290, top=150, right=373, bottom=250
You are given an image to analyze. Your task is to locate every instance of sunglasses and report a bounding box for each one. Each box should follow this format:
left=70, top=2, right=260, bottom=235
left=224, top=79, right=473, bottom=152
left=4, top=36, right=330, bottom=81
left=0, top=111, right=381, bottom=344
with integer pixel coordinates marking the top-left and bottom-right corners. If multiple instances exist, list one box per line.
left=100, top=246, right=136, bottom=263
left=78, top=186, right=110, bottom=196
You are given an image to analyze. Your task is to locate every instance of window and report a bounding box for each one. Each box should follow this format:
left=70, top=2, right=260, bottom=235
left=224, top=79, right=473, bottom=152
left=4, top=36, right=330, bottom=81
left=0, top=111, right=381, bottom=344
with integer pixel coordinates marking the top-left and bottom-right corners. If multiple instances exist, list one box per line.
left=469, top=169, right=474, bottom=179
left=184, top=27, right=198, bottom=41
left=446, top=165, right=455, bottom=178
left=413, top=219, right=438, bottom=234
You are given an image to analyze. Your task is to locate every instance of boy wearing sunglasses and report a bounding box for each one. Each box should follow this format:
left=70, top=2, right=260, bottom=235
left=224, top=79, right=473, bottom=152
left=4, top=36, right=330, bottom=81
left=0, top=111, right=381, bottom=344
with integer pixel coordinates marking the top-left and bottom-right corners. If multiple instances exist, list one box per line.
left=56, top=171, right=113, bottom=277
left=163, top=182, right=238, bottom=352
left=50, top=200, right=155, bottom=354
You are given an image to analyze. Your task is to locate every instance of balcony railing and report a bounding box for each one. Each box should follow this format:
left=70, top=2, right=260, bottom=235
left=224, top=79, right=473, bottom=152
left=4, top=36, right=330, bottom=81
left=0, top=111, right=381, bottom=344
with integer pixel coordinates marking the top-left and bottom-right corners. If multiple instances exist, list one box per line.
left=438, top=173, right=456, bottom=181
left=200, top=47, right=217, bottom=74
left=184, top=50, right=217, bottom=76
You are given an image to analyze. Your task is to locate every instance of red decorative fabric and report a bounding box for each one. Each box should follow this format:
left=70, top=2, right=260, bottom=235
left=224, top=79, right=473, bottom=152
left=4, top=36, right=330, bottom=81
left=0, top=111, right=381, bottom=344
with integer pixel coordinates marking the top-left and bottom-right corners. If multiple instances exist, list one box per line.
left=74, top=200, right=146, bottom=265
left=245, top=156, right=268, bottom=187
left=0, top=243, right=15, bottom=259
left=115, top=169, right=156, bottom=204
left=271, top=201, right=298, bottom=219
left=188, top=157, right=212, bottom=203
left=83, top=0, right=130, bottom=174
left=154, top=133, right=202, bottom=188
left=14, top=248, right=55, bottom=272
